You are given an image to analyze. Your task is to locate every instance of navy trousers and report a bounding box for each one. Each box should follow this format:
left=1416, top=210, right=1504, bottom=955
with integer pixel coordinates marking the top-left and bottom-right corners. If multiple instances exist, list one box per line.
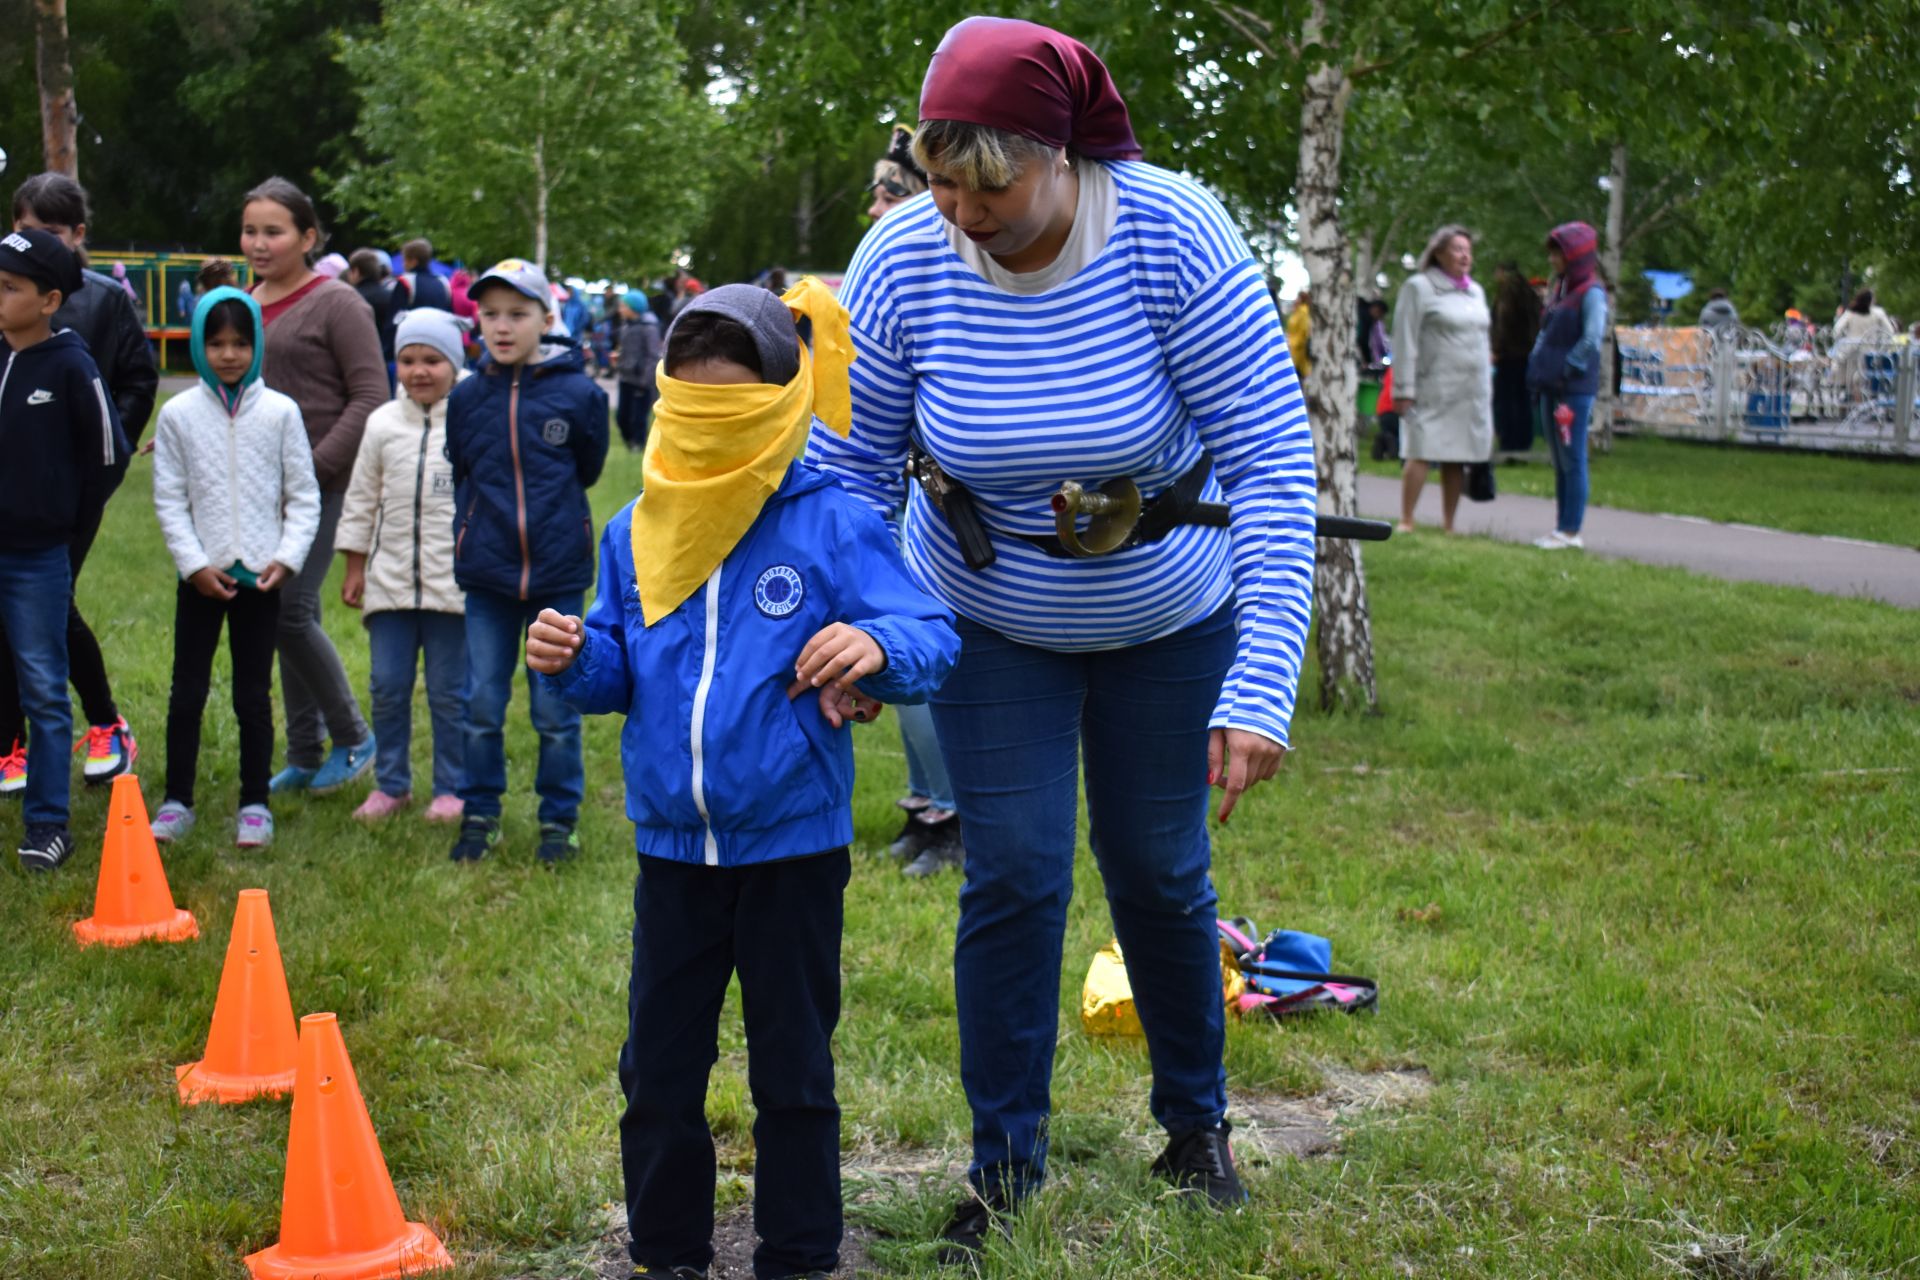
left=620, top=847, right=850, bottom=1280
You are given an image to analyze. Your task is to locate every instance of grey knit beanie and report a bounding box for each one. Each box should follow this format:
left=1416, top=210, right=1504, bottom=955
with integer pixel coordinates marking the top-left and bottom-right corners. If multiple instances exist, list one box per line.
left=394, top=308, right=467, bottom=370
left=665, top=283, right=800, bottom=386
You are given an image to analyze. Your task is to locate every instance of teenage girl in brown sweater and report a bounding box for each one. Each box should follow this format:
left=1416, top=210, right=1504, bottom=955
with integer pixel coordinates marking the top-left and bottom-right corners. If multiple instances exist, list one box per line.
left=242, top=177, right=387, bottom=796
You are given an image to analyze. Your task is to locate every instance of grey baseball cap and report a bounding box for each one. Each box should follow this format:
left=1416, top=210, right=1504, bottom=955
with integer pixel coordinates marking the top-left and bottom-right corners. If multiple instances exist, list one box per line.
left=664, top=283, right=800, bottom=386
left=470, top=257, right=552, bottom=311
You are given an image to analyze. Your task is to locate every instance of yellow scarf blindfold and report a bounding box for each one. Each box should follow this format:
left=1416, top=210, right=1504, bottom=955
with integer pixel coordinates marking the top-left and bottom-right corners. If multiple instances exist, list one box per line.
left=629, top=276, right=854, bottom=626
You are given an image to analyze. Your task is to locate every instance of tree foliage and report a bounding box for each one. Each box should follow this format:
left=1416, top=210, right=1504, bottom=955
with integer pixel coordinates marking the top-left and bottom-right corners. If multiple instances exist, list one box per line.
left=332, top=0, right=718, bottom=277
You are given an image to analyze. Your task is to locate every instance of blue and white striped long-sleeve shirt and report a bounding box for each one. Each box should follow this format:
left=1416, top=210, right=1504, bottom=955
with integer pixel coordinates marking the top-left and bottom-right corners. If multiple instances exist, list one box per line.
left=806, top=161, right=1316, bottom=745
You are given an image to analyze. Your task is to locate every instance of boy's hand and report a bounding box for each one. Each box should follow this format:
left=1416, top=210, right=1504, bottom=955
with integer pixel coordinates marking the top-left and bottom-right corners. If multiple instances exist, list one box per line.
left=257, top=562, right=292, bottom=592
left=526, top=609, right=585, bottom=674
left=788, top=623, right=886, bottom=698
left=189, top=566, right=238, bottom=600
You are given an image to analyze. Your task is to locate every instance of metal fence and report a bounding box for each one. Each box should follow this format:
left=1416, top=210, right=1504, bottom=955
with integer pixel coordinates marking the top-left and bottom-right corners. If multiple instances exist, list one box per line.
left=1616, top=325, right=1918, bottom=456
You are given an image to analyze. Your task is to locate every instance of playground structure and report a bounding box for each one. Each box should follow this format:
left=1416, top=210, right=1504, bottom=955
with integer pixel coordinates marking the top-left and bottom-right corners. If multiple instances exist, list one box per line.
left=1617, top=324, right=1920, bottom=457
left=92, top=249, right=252, bottom=371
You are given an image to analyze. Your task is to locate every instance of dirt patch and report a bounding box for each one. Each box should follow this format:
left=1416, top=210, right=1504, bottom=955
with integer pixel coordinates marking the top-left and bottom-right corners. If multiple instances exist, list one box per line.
left=563, top=1203, right=879, bottom=1279
left=1229, top=1065, right=1433, bottom=1166
left=1651, top=1231, right=1787, bottom=1280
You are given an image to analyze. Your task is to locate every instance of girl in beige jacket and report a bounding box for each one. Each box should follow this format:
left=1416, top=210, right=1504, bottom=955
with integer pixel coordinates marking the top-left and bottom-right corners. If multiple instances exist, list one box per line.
left=335, top=310, right=469, bottom=822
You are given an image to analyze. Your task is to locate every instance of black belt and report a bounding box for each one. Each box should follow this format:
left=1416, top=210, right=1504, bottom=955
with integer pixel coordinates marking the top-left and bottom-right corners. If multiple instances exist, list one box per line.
left=906, top=445, right=1390, bottom=572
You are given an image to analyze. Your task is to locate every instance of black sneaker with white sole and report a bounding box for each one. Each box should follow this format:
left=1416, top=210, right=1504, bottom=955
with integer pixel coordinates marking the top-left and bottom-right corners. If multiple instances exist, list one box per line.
left=1150, top=1121, right=1247, bottom=1207
left=18, top=823, right=73, bottom=872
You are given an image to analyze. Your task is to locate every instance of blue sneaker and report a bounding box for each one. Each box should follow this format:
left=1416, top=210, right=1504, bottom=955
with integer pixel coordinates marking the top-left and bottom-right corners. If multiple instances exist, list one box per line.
left=310, top=735, right=377, bottom=795
left=269, top=764, right=318, bottom=794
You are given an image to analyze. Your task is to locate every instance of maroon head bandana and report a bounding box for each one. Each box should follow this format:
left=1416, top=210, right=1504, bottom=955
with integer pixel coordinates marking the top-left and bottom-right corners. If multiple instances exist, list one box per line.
left=919, top=17, right=1142, bottom=161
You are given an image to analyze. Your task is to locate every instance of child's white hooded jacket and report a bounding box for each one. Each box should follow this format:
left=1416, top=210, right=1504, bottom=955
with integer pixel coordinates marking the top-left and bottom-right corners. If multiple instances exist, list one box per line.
left=151, top=287, right=321, bottom=580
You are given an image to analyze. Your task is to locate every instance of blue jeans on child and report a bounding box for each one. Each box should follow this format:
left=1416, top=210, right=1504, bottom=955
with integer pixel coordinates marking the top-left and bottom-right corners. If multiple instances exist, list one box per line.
left=1544, top=392, right=1595, bottom=534
left=931, top=604, right=1236, bottom=1199
left=366, top=611, right=468, bottom=798
left=459, top=589, right=585, bottom=825
left=896, top=702, right=954, bottom=810
left=0, top=546, right=73, bottom=828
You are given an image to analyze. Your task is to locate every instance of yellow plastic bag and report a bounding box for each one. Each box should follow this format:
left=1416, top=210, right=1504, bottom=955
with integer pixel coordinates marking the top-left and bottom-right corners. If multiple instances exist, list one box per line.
left=1079, top=937, right=1247, bottom=1037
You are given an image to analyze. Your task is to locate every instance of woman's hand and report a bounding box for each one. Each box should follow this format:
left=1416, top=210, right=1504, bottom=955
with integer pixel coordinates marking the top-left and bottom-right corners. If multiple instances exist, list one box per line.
left=1207, top=727, right=1287, bottom=824
left=788, top=623, right=886, bottom=697
left=189, top=566, right=238, bottom=600
left=526, top=609, right=585, bottom=674
left=811, top=684, right=886, bottom=729
left=257, top=562, right=292, bottom=592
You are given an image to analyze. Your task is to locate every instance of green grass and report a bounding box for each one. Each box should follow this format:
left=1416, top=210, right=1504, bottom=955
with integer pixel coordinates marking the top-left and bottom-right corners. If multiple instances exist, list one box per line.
left=4, top=442, right=1919, bottom=1278
left=1362, top=430, right=1920, bottom=548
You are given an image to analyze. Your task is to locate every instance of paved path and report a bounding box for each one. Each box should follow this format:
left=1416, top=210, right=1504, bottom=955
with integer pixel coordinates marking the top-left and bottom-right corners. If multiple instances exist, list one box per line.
left=1350, top=473, right=1920, bottom=609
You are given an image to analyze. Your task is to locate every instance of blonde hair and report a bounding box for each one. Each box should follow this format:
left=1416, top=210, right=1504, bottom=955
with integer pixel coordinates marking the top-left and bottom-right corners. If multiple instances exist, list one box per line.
left=871, top=158, right=927, bottom=198
left=912, top=119, right=1064, bottom=191
left=1418, top=224, right=1474, bottom=272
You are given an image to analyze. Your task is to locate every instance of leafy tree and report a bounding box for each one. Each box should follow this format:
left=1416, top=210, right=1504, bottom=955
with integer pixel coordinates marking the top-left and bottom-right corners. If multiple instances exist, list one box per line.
left=334, top=0, right=719, bottom=277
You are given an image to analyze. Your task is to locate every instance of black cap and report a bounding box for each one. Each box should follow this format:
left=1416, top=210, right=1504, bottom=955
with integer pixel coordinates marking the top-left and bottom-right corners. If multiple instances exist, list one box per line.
left=0, top=227, right=84, bottom=299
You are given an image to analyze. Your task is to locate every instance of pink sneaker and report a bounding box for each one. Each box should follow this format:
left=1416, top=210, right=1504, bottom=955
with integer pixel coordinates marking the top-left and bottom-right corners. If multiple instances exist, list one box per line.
left=423, top=794, right=465, bottom=824
left=352, top=791, right=412, bottom=821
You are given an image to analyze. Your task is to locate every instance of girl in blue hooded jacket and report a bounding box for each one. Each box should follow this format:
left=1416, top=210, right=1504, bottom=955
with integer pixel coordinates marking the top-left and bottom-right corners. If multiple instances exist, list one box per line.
left=527, top=283, right=957, bottom=1280
left=150, top=288, right=320, bottom=848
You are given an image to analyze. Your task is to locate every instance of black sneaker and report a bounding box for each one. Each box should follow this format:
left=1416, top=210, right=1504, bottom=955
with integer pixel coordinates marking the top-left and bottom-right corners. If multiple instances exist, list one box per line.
left=1151, top=1121, right=1247, bottom=1207
left=629, top=1267, right=707, bottom=1278
left=449, top=815, right=500, bottom=862
left=903, top=818, right=964, bottom=878
left=536, top=821, right=580, bottom=865
left=934, top=1187, right=1015, bottom=1267
left=18, top=823, right=72, bottom=872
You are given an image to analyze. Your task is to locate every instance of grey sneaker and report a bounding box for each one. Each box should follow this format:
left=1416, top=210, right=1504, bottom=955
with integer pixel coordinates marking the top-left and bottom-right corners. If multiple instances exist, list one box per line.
left=902, top=819, right=965, bottom=878
left=152, top=800, right=196, bottom=843
left=235, top=805, right=274, bottom=849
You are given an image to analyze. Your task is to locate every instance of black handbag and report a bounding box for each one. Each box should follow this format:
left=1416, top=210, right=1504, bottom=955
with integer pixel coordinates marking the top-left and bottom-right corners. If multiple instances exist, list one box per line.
left=1465, top=460, right=1497, bottom=503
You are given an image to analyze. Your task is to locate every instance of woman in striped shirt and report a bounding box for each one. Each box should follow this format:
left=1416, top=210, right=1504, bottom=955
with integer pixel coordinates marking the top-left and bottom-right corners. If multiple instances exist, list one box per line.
left=806, top=17, right=1316, bottom=1254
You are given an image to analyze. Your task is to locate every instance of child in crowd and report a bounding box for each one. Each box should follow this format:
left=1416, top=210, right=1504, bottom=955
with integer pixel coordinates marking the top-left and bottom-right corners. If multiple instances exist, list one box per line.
left=0, top=229, right=126, bottom=870
left=335, top=309, right=469, bottom=825
left=150, top=287, right=319, bottom=849
left=612, top=291, right=660, bottom=453
left=526, top=283, right=959, bottom=1280
left=445, top=258, right=608, bottom=864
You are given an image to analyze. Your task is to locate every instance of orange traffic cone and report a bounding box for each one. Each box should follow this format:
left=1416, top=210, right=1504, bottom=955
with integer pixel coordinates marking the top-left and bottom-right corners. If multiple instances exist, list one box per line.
left=245, top=1013, right=453, bottom=1280
left=176, top=889, right=298, bottom=1104
left=73, top=774, right=198, bottom=947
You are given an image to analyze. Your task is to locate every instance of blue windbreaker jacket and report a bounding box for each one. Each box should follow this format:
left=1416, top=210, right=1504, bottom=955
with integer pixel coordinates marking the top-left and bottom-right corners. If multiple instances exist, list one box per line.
left=446, top=334, right=609, bottom=600
left=544, top=462, right=960, bottom=867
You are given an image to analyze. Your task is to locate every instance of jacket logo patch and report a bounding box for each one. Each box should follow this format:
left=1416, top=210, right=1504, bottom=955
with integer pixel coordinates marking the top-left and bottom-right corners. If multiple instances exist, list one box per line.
left=754, top=565, right=805, bottom=619
left=541, top=418, right=569, bottom=446
left=26, top=389, right=53, bottom=406
left=431, top=471, right=454, bottom=496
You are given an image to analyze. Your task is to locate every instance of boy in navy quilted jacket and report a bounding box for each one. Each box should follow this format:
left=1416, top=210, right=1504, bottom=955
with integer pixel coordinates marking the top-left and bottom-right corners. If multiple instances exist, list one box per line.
left=444, top=258, right=608, bottom=865
left=526, top=283, right=957, bottom=1280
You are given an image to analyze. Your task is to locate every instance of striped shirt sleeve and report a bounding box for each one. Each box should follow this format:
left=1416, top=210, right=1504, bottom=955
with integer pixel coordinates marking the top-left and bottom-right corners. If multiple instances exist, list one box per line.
left=806, top=228, right=913, bottom=519
left=1164, top=253, right=1317, bottom=747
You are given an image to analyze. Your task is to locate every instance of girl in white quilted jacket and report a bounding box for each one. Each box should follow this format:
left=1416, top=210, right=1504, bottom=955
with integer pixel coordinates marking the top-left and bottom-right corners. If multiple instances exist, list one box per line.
left=334, top=309, right=469, bottom=823
left=150, top=288, right=320, bottom=849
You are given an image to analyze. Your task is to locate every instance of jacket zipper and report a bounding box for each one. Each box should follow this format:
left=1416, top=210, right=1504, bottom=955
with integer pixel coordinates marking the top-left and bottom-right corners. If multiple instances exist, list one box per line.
left=227, top=402, right=240, bottom=570
left=413, top=411, right=429, bottom=610
left=689, top=567, right=723, bottom=866
left=508, top=370, right=531, bottom=600
left=0, top=351, right=13, bottom=410
left=456, top=494, right=476, bottom=558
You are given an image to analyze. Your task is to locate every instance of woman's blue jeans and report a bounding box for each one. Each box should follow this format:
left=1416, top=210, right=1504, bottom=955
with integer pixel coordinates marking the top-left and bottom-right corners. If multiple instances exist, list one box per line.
left=1544, top=392, right=1595, bottom=534
left=931, top=604, right=1235, bottom=1198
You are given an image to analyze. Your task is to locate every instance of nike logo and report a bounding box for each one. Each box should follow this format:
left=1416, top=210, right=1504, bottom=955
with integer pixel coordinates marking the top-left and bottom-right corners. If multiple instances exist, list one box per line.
left=26, top=389, right=54, bottom=405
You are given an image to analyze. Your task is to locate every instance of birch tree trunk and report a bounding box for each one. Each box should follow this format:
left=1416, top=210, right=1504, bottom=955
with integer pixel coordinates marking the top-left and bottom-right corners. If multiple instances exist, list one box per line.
left=34, top=0, right=79, bottom=179
left=1595, top=141, right=1628, bottom=451
left=1296, top=1, right=1377, bottom=714
left=533, top=131, right=550, bottom=272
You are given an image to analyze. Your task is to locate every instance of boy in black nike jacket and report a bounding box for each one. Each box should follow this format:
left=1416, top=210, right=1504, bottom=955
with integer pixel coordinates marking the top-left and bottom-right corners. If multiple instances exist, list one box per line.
left=0, top=228, right=127, bottom=870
